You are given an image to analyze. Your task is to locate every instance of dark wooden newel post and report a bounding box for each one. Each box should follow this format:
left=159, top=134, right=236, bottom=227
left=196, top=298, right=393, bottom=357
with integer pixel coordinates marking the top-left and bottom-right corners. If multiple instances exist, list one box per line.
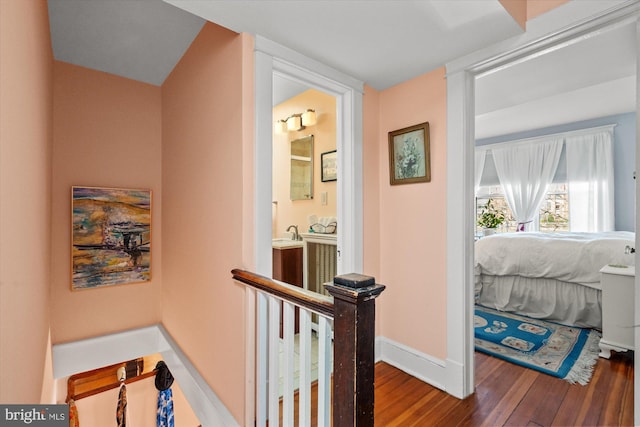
left=325, top=273, right=386, bottom=427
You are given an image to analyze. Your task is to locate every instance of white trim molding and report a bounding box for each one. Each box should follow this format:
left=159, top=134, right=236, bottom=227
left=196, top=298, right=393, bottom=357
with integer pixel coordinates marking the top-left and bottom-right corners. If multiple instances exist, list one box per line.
left=445, top=69, right=476, bottom=399
left=254, top=35, right=364, bottom=276
left=634, top=17, right=640, bottom=427
left=52, top=325, right=239, bottom=427
left=376, top=336, right=448, bottom=393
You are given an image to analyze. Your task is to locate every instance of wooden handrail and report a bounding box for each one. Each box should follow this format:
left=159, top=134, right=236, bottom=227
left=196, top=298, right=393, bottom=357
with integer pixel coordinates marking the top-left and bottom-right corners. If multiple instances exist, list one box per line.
left=233, top=268, right=385, bottom=427
left=231, top=268, right=334, bottom=318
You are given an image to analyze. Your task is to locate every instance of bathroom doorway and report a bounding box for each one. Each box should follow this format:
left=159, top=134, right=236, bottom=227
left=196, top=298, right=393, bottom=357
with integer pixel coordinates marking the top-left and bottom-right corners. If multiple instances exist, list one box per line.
left=250, top=36, right=364, bottom=426
left=271, top=76, right=338, bottom=298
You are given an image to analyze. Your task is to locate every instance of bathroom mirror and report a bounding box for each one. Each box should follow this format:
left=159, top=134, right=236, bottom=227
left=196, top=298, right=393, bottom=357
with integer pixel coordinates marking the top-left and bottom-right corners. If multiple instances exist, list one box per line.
left=290, top=135, right=314, bottom=200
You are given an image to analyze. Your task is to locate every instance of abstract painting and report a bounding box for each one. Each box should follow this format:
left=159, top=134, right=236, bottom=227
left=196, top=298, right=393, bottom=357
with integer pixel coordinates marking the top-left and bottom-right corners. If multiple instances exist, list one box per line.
left=72, top=186, right=151, bottom=290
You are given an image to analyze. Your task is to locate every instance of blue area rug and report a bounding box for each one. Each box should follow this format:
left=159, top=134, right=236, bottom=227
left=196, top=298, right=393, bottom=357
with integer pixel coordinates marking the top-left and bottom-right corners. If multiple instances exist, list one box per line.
left=474, top=305, right=601, bottom=385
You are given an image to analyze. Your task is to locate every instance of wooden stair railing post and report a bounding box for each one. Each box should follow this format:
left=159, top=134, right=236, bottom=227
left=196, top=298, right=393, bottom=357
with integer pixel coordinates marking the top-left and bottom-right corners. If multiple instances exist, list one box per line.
left=325, top=273, right=385, bottom=427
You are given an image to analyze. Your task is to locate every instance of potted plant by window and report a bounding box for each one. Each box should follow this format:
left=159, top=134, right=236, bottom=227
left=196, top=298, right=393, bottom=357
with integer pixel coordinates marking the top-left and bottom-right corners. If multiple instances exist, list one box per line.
left=477, top=198, right=505, bottom=236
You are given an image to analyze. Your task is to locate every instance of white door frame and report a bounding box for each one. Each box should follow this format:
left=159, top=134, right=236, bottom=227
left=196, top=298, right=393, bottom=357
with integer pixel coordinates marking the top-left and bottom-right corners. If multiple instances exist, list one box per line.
left=254, top=36, right=364, bottom=278
left=251, top=36, right=364, bottom=425
left=445, top=0, right=640, bottom=404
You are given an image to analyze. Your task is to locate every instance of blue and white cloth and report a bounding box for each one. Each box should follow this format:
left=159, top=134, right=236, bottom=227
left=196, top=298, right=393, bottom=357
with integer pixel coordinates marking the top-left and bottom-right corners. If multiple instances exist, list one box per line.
left=156, top=388, right=174, bottom=427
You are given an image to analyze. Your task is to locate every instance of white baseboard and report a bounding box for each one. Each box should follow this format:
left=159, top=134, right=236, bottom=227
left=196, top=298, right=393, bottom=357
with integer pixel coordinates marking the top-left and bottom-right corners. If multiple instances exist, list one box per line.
left=375, top=336, right=449, bottom=393
left=52, top=324, right=239, bottom=427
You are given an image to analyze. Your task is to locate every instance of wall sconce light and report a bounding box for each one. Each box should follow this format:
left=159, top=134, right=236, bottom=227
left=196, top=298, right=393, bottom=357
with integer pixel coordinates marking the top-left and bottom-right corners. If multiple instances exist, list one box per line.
left=301, top=109, right=317, bottom=126
left=275, top=109, right=317, bottom=133
left=287, top=114, right=303, bottom=131
left=275, top=120, right=287, bottom=134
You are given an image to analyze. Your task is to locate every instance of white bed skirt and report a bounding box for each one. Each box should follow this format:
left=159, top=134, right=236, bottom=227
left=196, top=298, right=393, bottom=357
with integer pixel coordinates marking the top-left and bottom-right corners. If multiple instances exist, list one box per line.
left=475, top=275, right=602, bottom=329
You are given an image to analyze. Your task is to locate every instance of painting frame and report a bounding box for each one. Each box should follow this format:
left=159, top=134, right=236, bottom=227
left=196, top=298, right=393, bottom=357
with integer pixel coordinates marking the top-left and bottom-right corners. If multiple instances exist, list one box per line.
left=321, top=150, right=337, bottom=182
left=388, top=122, right=430, bottom=185
left=71, top=186, right=152, bottom=290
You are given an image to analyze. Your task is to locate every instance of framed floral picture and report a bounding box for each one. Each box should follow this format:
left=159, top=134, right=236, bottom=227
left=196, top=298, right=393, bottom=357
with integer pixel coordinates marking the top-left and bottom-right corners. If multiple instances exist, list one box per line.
left=388, top=122, right=430, bottom=185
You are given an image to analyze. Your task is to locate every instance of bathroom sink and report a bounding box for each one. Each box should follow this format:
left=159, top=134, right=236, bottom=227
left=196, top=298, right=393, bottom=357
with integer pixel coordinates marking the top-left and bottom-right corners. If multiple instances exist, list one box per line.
left=272, top=238, right=303, bottom=249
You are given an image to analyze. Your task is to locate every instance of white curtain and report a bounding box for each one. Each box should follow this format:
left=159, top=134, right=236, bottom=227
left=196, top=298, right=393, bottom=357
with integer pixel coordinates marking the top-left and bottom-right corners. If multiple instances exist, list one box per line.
left=565, top=130, right=614, bottom=232
left=492, top=139, right=563, bottom=231
left=475, top=150, right=487, bottom=194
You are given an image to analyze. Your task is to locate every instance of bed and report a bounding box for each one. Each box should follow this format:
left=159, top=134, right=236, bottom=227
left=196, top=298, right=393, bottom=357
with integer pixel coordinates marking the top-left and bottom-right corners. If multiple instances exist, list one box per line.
left=474, top=231, right=635, bottom=329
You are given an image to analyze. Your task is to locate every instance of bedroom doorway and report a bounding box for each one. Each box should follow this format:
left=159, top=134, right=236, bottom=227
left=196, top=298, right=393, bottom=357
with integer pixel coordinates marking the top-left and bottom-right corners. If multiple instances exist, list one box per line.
left=473, top=20, right=637, bottom=312
left=445, top=1, right=640, bottom=409
left=472, top=16, right=637, bottom=401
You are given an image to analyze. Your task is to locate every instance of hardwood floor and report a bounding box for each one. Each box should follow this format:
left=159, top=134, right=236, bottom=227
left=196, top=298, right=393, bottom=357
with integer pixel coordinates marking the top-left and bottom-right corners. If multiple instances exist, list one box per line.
left=280, top=350, right=633, bottom=426
left=375, top=351, right=634, bottom=427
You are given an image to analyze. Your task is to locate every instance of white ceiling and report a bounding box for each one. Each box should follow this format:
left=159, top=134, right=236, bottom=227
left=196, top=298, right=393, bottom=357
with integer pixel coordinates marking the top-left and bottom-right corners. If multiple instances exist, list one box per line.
left=48, top=0, right=525, bottom=89
left=47, top=0, right=636, bottom=139
left=164, top=0, right=524, bottom=91
left=475, top=22, right=636, bottom=139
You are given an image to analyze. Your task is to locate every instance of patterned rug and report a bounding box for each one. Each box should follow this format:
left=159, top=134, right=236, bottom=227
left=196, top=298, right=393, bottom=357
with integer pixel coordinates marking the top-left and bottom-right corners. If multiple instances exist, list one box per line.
left=474, top=305, right=601, bottom=385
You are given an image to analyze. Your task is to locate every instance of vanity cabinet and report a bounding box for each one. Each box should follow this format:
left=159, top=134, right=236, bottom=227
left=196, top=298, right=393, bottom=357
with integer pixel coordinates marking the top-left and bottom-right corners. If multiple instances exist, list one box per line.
left=273, top=246, right=303, bottom=287
left=273, top=246, right=303, bottom=336
left=599, top=265, right=635, bottom=358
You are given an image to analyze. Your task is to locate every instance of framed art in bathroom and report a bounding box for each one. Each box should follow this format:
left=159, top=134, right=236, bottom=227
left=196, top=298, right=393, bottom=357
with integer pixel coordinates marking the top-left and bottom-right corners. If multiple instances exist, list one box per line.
left=388, top=121, right=430, bottom=185
left=321, top=150, right=337, bottom=182
left=71, top=186, right=152, bottom=290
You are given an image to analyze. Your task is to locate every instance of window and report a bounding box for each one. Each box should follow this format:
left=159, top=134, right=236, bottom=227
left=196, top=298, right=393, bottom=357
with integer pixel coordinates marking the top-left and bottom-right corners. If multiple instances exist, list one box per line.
left=476, top=183, right=569, bottom=234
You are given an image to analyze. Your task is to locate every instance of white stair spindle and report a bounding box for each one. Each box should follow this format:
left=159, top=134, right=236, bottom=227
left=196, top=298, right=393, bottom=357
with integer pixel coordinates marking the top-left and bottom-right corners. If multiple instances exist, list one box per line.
left=282, top=301, right=295, bottom=426
left=257, top=291, right=268, bottom=426
left=318, top=315, right=332, bottom=425
left=268, top=296, right=281, bottom=427
left=298, top=310, right=312, bottom=426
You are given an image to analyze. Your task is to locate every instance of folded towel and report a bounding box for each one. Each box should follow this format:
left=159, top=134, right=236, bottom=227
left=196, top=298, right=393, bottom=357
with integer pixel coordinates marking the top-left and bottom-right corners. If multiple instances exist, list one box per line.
left=321, top=217, right=336, bottom=226
left=307, top=214, right=318, bottom=227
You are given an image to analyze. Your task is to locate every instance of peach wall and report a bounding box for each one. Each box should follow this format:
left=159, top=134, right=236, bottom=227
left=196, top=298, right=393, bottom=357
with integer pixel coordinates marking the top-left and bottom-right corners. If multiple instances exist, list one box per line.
left=362, top=85, right=382, bottom=335
left=72, top=379, right=199, bottom=426
left=161, top=23, right=248, bottom=423
left=527, top=0, right=570, bottom=20
left=500, top=0, right=527, bottom=30
left=273, top=89, right=337, bottom=237
left=501, top=0, right=569, bottom=26
left=377, top=68, right=447, bottom=358
left=0, top=0, right=53, bottom=403
left=51, top=61, right=162, bottom=343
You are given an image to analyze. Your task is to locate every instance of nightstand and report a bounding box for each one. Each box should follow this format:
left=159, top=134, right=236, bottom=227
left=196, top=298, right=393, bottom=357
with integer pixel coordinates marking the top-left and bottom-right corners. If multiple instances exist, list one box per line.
left=599, top=265, right=635, bottom=358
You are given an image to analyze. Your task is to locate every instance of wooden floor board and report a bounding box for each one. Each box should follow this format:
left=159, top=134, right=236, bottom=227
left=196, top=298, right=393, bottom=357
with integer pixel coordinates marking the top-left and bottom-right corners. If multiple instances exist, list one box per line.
left=279, top=350, right=633, bottom=426
left=504, top=373, right=569, bottom=427
left=374, top=351, right=633, bottom=427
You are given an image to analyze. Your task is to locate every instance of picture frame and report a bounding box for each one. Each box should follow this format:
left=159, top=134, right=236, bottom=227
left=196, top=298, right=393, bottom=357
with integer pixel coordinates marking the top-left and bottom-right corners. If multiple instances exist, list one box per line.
left=71, top=186, right=152, bottom=290
left=388, top=122, right=430, bottom=185
left=321, top=150, right=337, bottom=182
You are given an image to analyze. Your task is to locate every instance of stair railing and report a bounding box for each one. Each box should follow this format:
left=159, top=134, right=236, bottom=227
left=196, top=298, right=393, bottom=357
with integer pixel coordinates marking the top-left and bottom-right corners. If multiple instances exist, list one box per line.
left=231, top=269, right=385, bottom=427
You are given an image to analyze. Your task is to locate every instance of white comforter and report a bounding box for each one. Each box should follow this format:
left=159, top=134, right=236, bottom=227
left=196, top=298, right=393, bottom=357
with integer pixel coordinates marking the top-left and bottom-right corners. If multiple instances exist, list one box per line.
left=475, top=231, right=635, bottom=289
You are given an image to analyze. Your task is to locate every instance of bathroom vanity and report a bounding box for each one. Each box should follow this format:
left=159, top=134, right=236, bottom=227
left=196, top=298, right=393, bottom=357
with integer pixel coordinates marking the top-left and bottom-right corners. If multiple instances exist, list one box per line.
left=272, top=240, right=304, bottom=336
left=273, top=245, right=303, bottom=287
